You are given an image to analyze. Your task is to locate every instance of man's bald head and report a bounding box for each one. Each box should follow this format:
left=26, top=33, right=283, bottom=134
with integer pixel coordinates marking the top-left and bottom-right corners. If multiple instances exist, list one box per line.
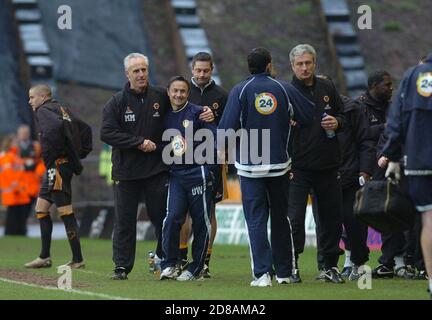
left=30, top=84, right=52, bottom=97
left=28, top=84, right=52, bottom=110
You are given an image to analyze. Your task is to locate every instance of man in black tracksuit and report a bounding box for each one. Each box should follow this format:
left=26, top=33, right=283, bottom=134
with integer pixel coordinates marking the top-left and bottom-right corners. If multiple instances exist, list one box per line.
left=357, top=71, right=392, bottom=181
left=288, top=44, right=345, bottom=283
left=101, top=55, right=169, bottom=280
left=336, top=95, right=375, bottom=280
left=101, top=53, right=214, bottom=280
left=356, top=70, right=411, bottom=278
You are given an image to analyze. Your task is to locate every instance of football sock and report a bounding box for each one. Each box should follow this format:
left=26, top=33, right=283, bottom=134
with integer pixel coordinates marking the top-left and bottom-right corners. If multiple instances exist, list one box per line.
left=38, top=214, right=52, bottom=259
left=62, top=214, right=83, bottom=262
left=343, top=250, right=353, bottom=268
left=394, top=255, right=405, bottom=270
left=179, top=244, right=188, bottom=262
left=205, top=247, right=212, bottom=267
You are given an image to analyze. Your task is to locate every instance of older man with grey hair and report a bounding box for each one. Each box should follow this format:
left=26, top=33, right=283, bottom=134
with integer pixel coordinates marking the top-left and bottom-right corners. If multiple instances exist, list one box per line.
left=101, top=53, right=214, bottom=280
left=288, top=44, right=346, bottom=284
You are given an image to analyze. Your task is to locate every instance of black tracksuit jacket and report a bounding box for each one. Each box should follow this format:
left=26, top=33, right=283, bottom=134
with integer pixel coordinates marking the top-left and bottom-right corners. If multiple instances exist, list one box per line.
left=189, top=78, right=228, bottom=125
left=34, top=99, right=68, bottom=168
left=356, top=91, right=390, bottom=180
left=100, top=83, right=170, bottom=181
left=338, top=96, right=375, bottom=189
left=290, top=75, right=345, bottom=171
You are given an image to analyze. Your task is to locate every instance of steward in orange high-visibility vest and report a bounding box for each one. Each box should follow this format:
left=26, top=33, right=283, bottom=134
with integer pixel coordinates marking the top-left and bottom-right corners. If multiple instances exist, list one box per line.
left=19, top=141, right=46, bottom=198
left=0, top=146, right=31, bottom=207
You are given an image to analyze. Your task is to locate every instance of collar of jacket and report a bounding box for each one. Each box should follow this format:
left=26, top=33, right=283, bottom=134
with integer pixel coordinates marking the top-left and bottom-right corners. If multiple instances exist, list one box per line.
left=426, top=53, right=432, bottom=63
left=252, top=72, right=271, bottom=77
left=292, top=74, right=316, bottom=89
left=37, top=99, right=55, bottom=110
left=361, top=91, right=389, bottom=113
left=124, top=82, right=148, bottom=97
left=246, top=72, right=272, bottom=82
left=191, top=77, right=214, bottom=91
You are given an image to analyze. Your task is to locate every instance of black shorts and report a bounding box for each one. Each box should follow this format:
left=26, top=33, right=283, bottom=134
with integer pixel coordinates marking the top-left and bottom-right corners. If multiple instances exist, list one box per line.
left=407, top=175, right=432, bottom=212
left=39, top=160, right=73, bottom=208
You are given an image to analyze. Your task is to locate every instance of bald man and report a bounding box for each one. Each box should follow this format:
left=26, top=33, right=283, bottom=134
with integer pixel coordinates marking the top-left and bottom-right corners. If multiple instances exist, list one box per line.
left=25, top=84, right=85, bottom=269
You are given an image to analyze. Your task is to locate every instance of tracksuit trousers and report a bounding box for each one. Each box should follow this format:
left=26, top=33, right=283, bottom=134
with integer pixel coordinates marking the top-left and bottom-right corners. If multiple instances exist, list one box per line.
left=315, top=184, right=369, bottom=268
left=161, top=165, right=213, bottom=277
left=240, top=173, right=295, bottom=279
left=288, top=168, right=343, bottom=269
left=113, top=172, right=168, bottom=274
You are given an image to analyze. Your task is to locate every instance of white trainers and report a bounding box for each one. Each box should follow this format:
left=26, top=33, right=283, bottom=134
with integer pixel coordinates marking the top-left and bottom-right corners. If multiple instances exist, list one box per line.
left=160, top=267, right=179, bottom=280
left=276, top=276, right=291, bottom=284
left=250, top=272, right=272, bottom=287
left=177, top=270, right=195, bottom=281
left=24, top=257, right=52, bottom=269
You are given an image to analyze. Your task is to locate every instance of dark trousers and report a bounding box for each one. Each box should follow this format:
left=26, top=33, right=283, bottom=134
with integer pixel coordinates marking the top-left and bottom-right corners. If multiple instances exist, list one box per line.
left=378, top=232, right=407, bottom=267
left=161, top=166, right=213, bottom=277
left=4, top=204, right=31, bottom=236
left=288, top=168, right=343, bottom=269
left=240, top=173, right=294, bottom=278
left=378, top=228, right=417, bottom=267
left=112, top=172, right=168, bottom=274
left=378, top=173, right=417, bottom=268
left=316, top=184, right=369, bottom=267
left=341, top=185, right=369, bottom=265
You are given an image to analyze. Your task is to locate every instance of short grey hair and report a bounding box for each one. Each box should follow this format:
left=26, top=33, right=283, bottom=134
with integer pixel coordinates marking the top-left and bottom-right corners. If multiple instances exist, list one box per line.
left=124, top=53, right=149, bottom=71
left=289, top=44, right=316, bottom=64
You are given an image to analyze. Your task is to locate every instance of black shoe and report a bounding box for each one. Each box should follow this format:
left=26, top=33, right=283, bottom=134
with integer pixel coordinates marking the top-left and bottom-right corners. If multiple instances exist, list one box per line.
left=290, top=269, right=302, bottom=283
left=199, top=264, right=211, bottom=279
left=348, top=265, right=365, bottom=281
left=341, top=266, right=352, bottom=278
left=372, top=264, right=394, bottom=279
left=324, top=267, right=345, bottom=284
left=175, top=259, right=189, bottom=274
left=395, top=265, right=416, bottom=279
left=111, top=267, right=128, bottom=280
left=418, top=270, right=429, bottom=280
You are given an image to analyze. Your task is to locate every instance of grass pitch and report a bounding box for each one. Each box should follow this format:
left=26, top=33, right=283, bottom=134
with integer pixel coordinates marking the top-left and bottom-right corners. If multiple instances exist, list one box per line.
left=0, top=237, right=428, bottom=300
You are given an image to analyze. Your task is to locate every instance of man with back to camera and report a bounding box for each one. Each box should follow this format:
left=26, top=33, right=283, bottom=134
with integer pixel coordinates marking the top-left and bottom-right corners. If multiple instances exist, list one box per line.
left=177, top=52, right=228, bottom=277
left=381, top=53, right=432, bottom=298
left=374, top=57, right=430, bottom=281
left=288, top=44, right=346, bottom=283
left=100, top=53, right=214, bottom=280
left=219, top=47, right=315, bottom=286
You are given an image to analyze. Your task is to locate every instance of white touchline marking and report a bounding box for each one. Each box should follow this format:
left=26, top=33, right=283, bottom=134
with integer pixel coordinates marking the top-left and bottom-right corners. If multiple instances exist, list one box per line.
left=0, top=277, right=132, bottom=300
